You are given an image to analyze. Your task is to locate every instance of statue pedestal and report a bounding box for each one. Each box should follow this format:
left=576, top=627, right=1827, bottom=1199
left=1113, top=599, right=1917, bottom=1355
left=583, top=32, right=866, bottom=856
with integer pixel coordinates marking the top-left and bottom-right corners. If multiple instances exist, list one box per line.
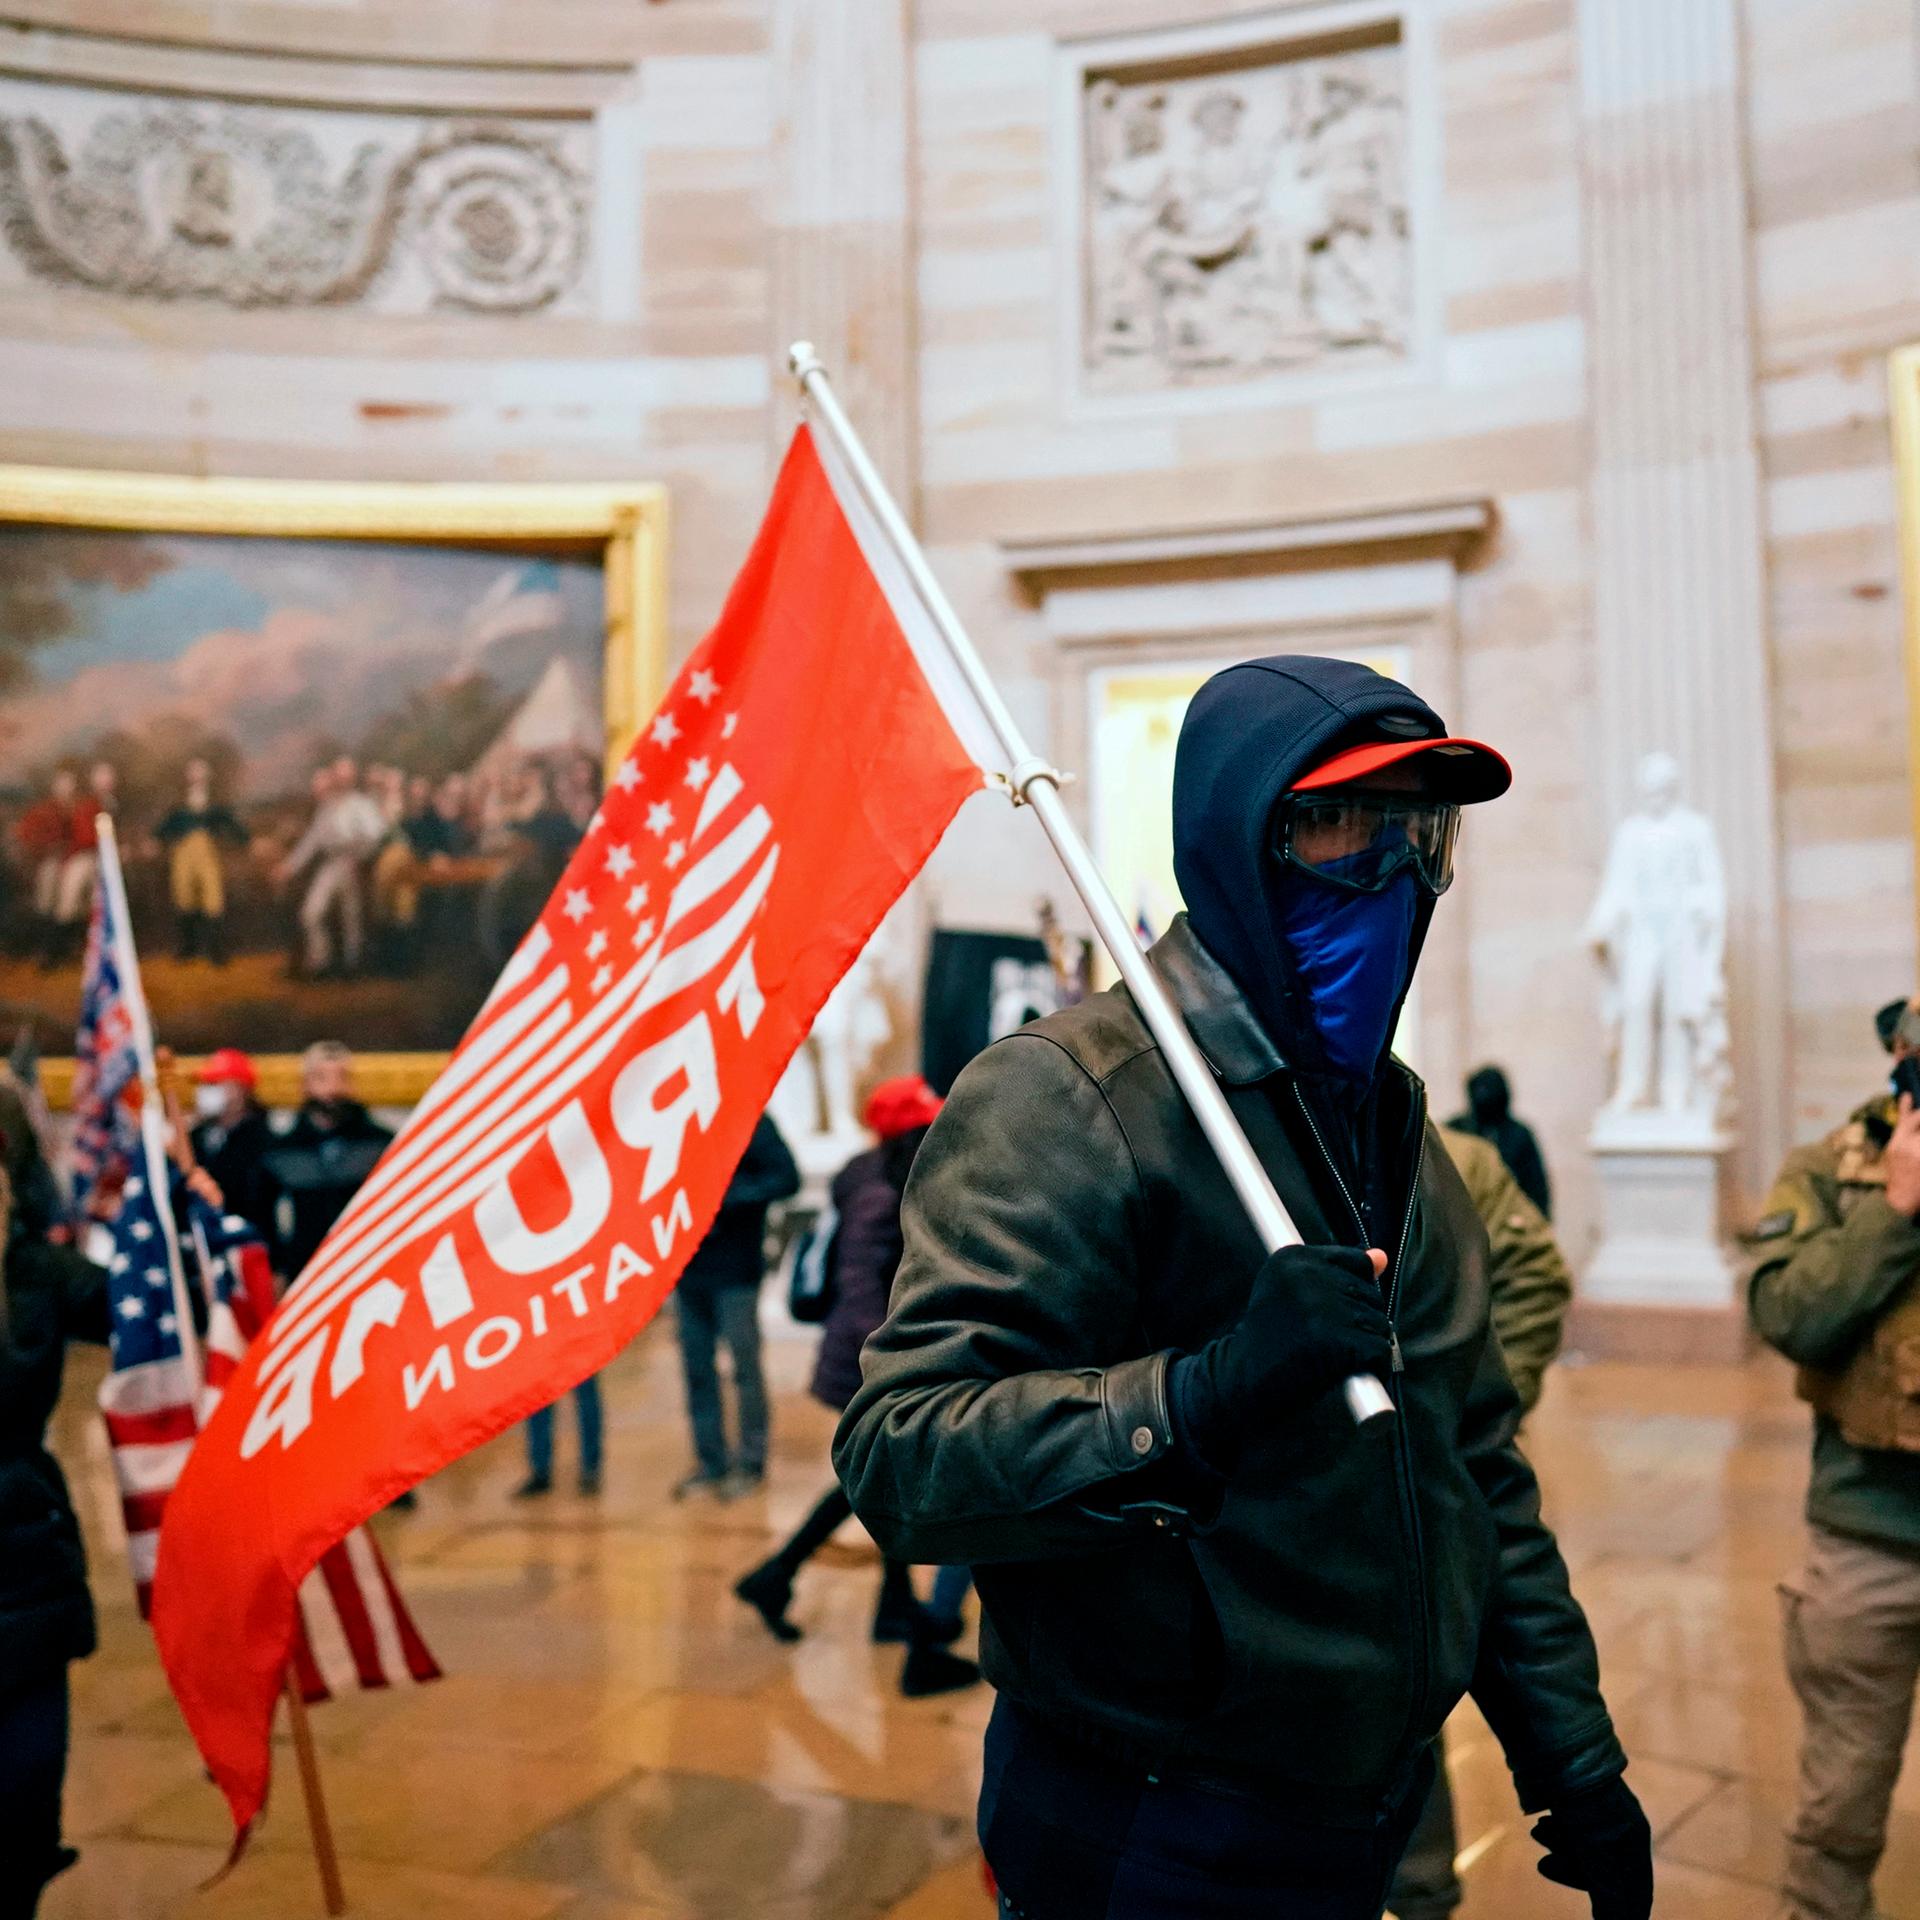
left=1572, top=1125, right=1752, bottom=1364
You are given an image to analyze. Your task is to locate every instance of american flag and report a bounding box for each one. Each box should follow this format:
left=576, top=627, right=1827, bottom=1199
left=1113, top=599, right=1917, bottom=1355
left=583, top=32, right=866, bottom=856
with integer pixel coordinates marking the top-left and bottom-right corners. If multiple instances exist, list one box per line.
left=99, top=1154, right=441, bottom=1692
left=69, top=874, right=140, bottom=1216
left=191, top=1201, right=441, bottom=1702
left=98, top=1170, right=196, bottom=1613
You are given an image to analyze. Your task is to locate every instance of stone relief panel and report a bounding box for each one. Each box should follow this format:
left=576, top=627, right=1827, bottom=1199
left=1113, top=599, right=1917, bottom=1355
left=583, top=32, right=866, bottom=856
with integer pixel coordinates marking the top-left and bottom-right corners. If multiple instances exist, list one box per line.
left=0, top=74, right=593, bottom=313
left=1077, top=23, right=1413, bottom=397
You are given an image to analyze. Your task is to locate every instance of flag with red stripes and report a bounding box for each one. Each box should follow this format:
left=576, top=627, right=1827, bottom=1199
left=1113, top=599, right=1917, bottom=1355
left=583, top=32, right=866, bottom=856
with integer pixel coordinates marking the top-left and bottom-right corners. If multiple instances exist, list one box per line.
left=192, top=1200, right=441, bottom=1703
left=104, top=1185, right=440, bottom=1702
left=98, top=1170, right=198, bottom=1614
left=153, top=424, right=1000, bottom=1835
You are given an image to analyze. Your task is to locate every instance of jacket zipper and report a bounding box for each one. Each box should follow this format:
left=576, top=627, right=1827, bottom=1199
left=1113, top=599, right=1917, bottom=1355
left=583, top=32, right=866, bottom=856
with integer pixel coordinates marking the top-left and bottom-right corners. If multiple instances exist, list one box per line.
left=1291, top=1078, right=1432, bottom=1781
left=1388, top=1104, right=1431, bottom=1768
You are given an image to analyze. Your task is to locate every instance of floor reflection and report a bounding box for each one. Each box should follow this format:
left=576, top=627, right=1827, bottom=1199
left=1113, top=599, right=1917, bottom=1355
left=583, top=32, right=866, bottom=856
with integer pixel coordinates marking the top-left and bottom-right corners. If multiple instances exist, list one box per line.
left=38, top=1319, right=1920, bottom=1917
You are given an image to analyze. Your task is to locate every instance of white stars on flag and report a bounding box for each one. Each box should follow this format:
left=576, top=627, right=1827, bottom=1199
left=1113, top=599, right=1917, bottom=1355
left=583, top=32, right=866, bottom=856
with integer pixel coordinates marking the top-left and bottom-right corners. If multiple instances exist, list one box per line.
left=604, top=841, right=635, bottom=880
left=651, top=710, right=681, bottom=749
left=586, top=929, right=608, bottom=961
left=614, top=761, right=641, bottom=793
left=666, top=841, right=686, bottom=870
left=632, top=917, right=657, bottom=949
left=645, top=802, right=675, bottom=839
left=130, top=1219, right=153, bottom=1242
left=563, top=889, right=591, bottom=924
left=109, top=1252, right=129, bottom=1275
left=159, top=1314, right=177, bottom=1335
left=721, top=713, right=738, bottom=739
left=625, top=883, right=650, bottom=917
left=683, top=757, right=711, bottom=791
left=145, top=1267, right=167, bottom=1289
left=687, top=669, right=720, bottom=705
left=117, top=1296, right=143, bottom=1320
left=592, top=965, right=614, bottom=993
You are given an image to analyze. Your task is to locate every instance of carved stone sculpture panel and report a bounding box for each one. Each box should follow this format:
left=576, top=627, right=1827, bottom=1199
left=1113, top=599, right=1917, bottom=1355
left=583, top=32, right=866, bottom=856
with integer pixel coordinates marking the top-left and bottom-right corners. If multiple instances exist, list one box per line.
left=1077, top=24, right=1413, bottom=397
left=0, top=75, right=592, bottom=314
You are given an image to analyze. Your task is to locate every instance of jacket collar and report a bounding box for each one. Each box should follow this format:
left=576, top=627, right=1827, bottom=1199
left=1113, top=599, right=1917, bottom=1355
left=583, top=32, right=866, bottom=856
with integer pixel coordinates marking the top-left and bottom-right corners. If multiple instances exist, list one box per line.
left=1147, top=915, right=1288, bottom=1086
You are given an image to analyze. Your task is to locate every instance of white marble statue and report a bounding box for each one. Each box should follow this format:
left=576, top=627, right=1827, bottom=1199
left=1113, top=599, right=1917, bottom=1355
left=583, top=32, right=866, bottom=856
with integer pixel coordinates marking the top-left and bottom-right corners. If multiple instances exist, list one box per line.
left=1583, top=752, right=1732, bottom=1139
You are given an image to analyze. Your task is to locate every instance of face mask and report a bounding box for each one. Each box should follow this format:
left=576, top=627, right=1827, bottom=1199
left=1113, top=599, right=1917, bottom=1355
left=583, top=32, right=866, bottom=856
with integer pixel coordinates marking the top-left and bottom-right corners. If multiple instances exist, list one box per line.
left=1271, top=866, right=1419, bottom=1080
left=194, top=1084, right=229, bottom=1119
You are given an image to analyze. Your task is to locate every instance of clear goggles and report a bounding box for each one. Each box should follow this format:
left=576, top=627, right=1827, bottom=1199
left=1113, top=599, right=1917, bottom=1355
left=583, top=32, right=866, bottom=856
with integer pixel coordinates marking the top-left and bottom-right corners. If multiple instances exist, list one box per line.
left=1275, top=793, right=1461, bottom=896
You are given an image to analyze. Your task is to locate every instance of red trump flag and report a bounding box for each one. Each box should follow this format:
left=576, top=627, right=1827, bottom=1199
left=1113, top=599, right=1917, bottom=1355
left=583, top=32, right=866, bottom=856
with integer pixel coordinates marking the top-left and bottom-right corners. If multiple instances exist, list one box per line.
left=152, top=426, right=994, bottom=1831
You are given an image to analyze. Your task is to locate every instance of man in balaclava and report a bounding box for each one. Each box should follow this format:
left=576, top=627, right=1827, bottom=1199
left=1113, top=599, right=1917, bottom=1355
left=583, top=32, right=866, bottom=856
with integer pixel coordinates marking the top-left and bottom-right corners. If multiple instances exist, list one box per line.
left=837, top=656, right=1650, bottom=1919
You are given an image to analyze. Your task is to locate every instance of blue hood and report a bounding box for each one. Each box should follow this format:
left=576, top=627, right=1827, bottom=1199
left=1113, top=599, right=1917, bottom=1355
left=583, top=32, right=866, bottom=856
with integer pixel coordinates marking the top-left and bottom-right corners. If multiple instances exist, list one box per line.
left=1171, top=655, right=1450, bottom=1081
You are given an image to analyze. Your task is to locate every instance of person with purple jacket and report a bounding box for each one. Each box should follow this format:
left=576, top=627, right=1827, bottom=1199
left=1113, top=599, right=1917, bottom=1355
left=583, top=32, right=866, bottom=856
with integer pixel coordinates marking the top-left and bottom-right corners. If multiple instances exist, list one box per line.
left=735, top=1076, right=977, bottom=1697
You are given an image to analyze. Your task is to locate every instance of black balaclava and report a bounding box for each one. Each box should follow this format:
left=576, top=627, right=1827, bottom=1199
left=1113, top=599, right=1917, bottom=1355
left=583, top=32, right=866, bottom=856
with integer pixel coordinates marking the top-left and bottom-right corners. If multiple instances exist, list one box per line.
left=1171, top=655, right=1454, bottom=1083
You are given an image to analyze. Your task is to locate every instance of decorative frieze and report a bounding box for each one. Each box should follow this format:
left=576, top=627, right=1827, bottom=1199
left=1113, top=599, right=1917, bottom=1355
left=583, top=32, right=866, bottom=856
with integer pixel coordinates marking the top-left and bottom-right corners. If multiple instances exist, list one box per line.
left=0, top=75, right=592, bottom=314
left=1066, top=8, right=1422, bottom=404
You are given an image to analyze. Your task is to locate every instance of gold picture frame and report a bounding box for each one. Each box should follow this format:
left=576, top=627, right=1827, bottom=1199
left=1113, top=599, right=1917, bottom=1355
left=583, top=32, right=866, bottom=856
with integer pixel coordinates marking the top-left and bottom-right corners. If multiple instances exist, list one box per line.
left=0, top=464, right=669, bottom=1110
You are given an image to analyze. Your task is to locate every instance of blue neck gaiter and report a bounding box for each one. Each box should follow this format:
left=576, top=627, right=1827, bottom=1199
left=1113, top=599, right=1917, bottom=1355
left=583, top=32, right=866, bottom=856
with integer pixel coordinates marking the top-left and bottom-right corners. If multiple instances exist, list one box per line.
left=1271, top=867, right=1419, bottom=1082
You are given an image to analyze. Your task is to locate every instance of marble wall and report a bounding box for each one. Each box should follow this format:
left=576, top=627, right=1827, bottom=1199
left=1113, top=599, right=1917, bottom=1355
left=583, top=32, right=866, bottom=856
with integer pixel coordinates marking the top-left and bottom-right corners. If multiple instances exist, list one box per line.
left=1744, top=0, right=1920, bottom=1140
left=0, top=0, right=1911, bottom=1264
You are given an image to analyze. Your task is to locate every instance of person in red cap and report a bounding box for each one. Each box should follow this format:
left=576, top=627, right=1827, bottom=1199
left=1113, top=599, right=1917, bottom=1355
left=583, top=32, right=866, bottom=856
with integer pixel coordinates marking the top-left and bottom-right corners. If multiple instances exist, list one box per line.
left=837, top=656, right=1650, bottom=1919
left=735, top=1075, right=979, bottom=1696
left=189, top=1049, right=276, bottom=1249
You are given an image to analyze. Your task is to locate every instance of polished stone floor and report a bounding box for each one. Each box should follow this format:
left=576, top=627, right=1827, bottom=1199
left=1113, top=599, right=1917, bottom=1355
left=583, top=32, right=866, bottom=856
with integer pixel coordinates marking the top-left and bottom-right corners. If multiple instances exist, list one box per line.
left=38, top=1325, right=1920, bottom=1918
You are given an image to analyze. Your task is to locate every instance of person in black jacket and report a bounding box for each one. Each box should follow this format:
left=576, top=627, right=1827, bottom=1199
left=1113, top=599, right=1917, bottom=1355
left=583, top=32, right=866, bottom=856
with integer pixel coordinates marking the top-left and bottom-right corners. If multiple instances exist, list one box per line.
left=670, top=1111, right=799, bottom=1500
left=835, top=656, right=1649, bottom=1920
left=734, top=1077, right=978, bottom=1696
left=0, top=1167, right=110, bottom=1920
left=188, top=1048, right=277, bottom=1248
left=1450, top=1062, right=1552, bottom=1219
left=260, top=1041, right=393, bottom=1284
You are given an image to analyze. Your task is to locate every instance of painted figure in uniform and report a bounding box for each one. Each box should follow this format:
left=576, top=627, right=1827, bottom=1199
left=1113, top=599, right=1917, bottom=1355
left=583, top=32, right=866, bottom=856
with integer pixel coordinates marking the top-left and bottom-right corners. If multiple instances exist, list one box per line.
left=277, top=758, right=386, bottom=978
left=152, top=759, right=247, bottom=964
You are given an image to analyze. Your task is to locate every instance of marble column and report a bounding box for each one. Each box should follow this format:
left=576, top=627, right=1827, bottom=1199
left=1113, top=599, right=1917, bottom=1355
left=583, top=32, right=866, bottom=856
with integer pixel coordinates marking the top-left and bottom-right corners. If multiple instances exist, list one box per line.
left=766, top=0, right=918, bottom=507
left=1578, top=0, right=1787, bottom=1205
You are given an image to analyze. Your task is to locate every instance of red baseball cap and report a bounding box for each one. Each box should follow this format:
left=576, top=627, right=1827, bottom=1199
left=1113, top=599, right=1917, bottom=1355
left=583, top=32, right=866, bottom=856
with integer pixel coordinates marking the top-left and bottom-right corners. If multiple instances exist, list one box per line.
left=863, top=1075, right=943, bottom=1140
left=1292, top=732, right=1511, bottom=804
left=198, top=1046, right=257, bottom=1090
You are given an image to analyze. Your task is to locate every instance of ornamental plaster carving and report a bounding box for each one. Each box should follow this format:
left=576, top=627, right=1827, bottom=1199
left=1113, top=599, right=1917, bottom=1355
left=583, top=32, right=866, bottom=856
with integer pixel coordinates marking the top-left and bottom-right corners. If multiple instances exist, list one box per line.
left=0, top=75, right=591, bottom=314
left=1077, top=26, right=1413, bottom=396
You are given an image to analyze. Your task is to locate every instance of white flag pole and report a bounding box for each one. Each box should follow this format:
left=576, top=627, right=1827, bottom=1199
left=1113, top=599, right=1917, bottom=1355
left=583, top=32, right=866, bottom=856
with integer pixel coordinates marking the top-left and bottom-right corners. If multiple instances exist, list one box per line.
left=789, top=344, right=1393, bottom=1427
left=95, top=815, right=205, bottom=1408
left=98, top=824, right=350, bottom=1913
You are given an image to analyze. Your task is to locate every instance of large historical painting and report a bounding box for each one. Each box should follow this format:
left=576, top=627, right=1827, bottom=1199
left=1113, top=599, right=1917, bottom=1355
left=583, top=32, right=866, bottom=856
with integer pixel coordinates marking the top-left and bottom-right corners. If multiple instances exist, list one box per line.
left=0, top=532, right=605, bottom=1059
left=1078, top=18, right=1414, bottom=398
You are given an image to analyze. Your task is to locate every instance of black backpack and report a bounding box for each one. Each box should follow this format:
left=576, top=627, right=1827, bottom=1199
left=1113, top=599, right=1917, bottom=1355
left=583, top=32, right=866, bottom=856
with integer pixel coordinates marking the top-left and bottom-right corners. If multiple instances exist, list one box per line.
left=785, top=1195, right=841, bottom=1324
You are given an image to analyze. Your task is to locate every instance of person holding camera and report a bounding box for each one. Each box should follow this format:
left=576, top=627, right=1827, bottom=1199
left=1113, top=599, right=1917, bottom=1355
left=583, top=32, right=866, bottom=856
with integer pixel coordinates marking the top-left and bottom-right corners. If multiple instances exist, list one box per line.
left=1751, top=994, right=1920, bottom=1919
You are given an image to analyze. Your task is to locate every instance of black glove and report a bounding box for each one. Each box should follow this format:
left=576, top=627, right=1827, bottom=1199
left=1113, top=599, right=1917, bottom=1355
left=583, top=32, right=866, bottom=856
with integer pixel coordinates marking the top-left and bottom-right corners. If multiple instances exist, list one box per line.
left=1531, top=1775, right=1653, bottom=1919
left=1169, top=1243, right=1390, bottom=1470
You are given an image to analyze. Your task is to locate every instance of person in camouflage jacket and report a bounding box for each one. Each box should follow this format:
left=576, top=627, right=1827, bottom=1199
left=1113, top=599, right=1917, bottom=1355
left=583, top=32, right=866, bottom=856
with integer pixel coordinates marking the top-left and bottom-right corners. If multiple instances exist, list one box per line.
left=1750, top=996, right=1920, bottom=1920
